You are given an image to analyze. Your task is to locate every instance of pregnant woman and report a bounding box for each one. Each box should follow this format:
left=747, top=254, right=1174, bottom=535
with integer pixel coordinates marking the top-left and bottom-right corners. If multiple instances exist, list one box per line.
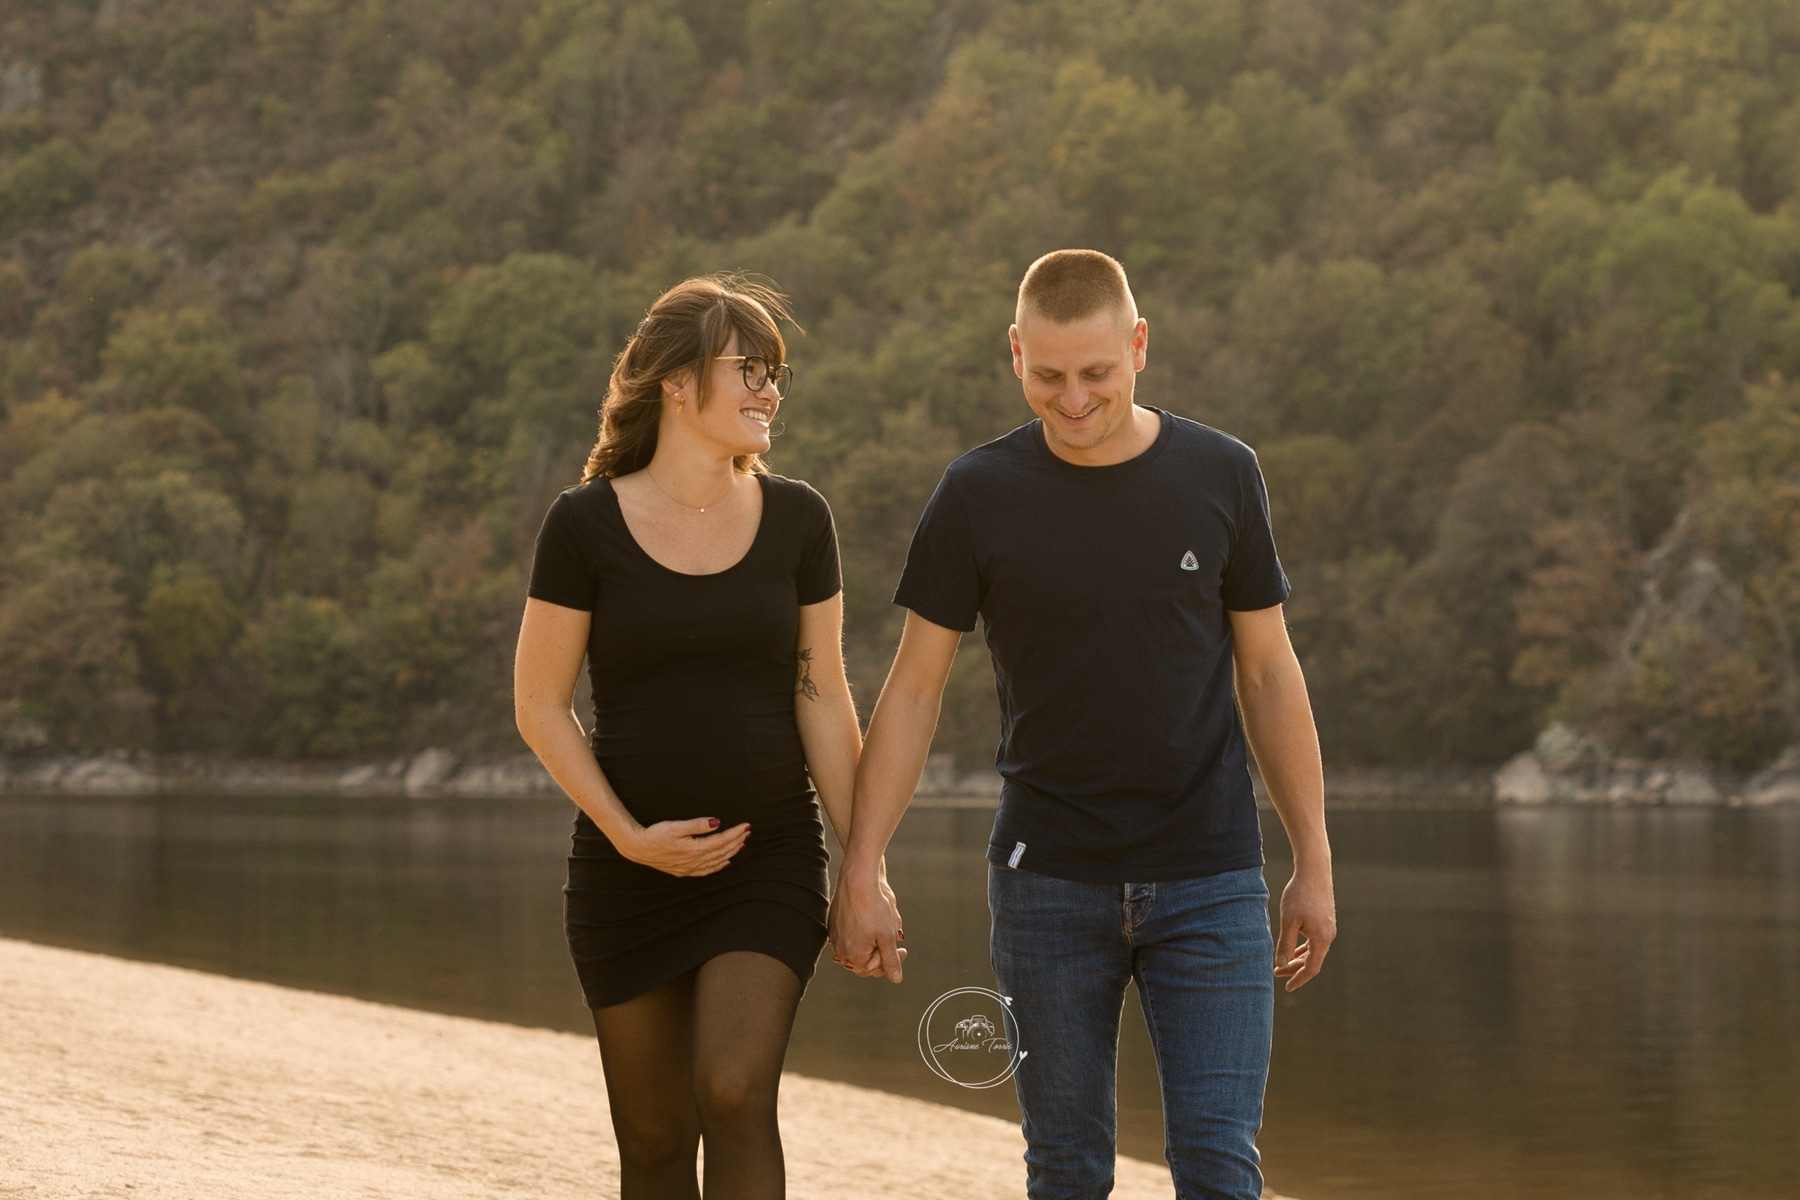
left=513, top=275, right=862, bottom=1199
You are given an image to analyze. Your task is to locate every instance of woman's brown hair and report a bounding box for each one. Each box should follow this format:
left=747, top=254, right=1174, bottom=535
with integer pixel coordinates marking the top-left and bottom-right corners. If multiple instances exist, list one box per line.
left=581, top=274, right=798, bottom=483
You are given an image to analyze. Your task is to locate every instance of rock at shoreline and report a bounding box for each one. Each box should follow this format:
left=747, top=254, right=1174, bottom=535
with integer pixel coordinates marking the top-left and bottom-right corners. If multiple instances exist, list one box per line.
left=16, top=754, right=158, bottom=795
left=1493, top=722, right=1800, bottom=806
left=403, top=749, right=459, bottom=795
left=336, top=761, right=406, bottom=792
left=1, top=751, right=559, bottom=799
left=1493, top=753, right=1553, bottom=804
left=1744, top=746, right=1800, bottom=806
left=444, top=758, right=562, bottom=798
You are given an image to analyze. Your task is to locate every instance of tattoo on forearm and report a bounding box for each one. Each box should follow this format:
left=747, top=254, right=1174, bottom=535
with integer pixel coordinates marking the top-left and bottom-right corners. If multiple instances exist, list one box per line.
left=796, top=648, right=820, bottom=702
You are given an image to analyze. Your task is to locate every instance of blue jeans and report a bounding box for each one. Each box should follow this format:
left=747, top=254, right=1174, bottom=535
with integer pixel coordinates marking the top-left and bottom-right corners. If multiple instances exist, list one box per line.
left=989, top=864, right=1274, bottom=1200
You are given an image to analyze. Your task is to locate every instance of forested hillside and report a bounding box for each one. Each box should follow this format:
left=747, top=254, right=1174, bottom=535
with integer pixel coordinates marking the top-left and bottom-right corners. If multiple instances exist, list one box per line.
left=3, top=0, right=1800, bottom=767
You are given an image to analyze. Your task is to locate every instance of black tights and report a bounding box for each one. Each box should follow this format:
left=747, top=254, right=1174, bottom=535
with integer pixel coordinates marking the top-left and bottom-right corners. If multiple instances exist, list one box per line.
left=592, top=951, right=804, bottom=1200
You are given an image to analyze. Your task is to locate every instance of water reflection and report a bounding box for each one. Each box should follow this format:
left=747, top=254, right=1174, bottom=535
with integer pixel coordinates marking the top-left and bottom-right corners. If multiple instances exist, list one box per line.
left=0, top=795, right=1795, bottom=1199
left=1259, top=807, right=1800, bottom=1200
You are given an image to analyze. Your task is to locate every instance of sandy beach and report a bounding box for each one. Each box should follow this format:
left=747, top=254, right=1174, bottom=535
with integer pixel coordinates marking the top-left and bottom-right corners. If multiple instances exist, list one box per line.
left=0, top=937, right=1187, bottom=1199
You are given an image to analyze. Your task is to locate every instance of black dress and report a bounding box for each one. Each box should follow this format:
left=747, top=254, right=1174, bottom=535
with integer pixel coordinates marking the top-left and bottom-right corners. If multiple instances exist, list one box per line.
left=526, top=472, right=840, bottom=1009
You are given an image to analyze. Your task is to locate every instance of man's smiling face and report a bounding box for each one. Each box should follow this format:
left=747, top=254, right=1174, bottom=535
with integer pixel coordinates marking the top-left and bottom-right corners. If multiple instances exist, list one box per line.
left=1010, top=305, right=1149, bottom=464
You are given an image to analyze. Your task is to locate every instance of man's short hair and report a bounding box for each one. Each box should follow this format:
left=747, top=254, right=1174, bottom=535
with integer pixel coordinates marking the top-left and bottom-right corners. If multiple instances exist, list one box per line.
left=1016, top=249, right=1136, bottom=326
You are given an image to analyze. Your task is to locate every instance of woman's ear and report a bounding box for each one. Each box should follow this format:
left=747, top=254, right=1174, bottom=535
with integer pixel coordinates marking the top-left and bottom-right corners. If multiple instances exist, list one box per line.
left=658, top=372, right=691, bottom=415
left=662, top=368, right=702, bottom=410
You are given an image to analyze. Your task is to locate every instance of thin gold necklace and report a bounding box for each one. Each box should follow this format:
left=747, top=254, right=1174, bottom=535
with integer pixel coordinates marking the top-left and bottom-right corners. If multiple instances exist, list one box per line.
left=646, top=468, right=735, bottom=514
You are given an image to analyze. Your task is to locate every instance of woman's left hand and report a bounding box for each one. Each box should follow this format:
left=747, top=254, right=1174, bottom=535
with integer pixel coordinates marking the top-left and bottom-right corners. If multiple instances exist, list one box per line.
left=620, top=817, right=751, bottom=877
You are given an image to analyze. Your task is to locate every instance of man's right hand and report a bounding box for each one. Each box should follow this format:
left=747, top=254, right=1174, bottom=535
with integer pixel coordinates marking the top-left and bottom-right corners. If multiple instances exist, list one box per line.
left=828, top=862, right=907, bottom=983
left=621, top=818, right=750, bottom=877
left=825, top=612, right=962, bottom=984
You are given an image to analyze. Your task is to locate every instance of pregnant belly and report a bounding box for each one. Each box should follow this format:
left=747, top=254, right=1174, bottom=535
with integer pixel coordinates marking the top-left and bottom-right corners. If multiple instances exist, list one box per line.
left=568, top=789, right=827, bottom=893
left=595, top=745, right=811, bottom=827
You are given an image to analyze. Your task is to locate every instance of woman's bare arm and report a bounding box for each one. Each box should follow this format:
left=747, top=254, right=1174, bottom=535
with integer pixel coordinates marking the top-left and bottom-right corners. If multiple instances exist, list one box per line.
left=513, top=597, right=748, bottom=876
left=793, top=592, right=862, bottom=849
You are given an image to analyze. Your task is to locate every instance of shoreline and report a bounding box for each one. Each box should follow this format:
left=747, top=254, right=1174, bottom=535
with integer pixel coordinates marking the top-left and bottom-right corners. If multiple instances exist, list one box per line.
left=1493, top=724, right=1800, bottom=807
left=0, top=936, right=1186, bottom=1199
left=9, top=746, right=1795, bottom=808
left=0, top=748, right=1006, bottom=801
left=0, top=748, right=1496, bottom=806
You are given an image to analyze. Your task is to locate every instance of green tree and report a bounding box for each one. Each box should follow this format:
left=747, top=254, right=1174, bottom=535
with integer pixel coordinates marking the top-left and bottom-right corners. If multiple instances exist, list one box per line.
left=0, top=558, right=147, bottom=750
left=140, top=565, right=239, bottom=699
left=0, top=139, right=98, bottom=234
left=4, top=0, right=1800, bottom=767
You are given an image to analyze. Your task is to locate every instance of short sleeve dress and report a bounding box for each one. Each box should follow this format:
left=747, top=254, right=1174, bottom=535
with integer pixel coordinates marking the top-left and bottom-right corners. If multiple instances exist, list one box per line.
left=526, top=471, right=840, bottom=1009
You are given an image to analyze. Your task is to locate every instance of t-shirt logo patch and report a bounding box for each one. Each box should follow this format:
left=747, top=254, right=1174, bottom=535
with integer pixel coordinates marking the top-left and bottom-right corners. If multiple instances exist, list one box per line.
left=1179, top=550, right=1200, bottom=571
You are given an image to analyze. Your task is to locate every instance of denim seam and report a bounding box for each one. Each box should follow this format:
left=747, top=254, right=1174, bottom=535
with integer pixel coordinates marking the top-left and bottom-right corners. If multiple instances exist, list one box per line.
left=1136, top=961, right=1186, bottom=1191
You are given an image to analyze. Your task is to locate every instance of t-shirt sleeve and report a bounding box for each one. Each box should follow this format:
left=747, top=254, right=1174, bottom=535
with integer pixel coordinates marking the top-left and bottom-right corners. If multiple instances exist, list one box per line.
left=527, top=492, right=599, bottom=611
left=892, top=470, right=981, bottom=633
left=796, top=486, right=843, bottom=605
left=1220, top=451, right=1291, bottom=612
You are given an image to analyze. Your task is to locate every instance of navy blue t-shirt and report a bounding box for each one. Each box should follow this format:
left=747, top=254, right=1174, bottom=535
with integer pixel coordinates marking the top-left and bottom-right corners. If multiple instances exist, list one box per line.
left=893, top=409, right=1290, bottom=883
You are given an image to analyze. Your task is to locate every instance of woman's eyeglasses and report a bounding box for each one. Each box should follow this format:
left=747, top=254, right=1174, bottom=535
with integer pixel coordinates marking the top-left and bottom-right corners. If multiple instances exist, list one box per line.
left=715, top=355, right=793, bottom=399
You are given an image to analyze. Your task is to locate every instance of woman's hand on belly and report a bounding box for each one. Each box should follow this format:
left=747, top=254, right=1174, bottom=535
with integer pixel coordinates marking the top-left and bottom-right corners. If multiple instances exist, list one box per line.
left=618, top=817, right=751, bottom=877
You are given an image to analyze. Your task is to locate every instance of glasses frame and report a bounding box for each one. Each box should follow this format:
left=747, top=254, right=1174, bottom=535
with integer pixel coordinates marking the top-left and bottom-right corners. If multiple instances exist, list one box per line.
left=714, top=355, right=793, bottom=400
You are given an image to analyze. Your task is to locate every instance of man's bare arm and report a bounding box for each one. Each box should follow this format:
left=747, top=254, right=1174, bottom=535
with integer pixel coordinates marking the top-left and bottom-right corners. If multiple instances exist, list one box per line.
left=1229, top=603, right=1336, bottom=991
left=828, top=610, right=963, bottom=983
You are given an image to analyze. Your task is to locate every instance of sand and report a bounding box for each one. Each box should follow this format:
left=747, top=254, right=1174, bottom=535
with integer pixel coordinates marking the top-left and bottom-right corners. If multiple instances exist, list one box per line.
left=0, top=937, right=1194, bottom=1199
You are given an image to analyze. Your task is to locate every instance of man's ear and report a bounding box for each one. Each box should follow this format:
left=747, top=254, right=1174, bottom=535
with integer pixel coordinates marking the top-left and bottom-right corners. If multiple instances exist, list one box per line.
left=1009, top=324, right=1025, bottom=379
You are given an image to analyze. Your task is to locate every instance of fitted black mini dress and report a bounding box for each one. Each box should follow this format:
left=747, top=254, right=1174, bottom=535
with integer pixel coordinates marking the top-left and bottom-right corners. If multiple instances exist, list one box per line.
left=527, top=472, right=839, bottom=1009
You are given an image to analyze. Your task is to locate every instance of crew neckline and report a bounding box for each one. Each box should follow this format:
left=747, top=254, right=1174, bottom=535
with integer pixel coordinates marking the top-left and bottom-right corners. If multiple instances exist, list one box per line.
left=1031, top=407, right=1173, bottom=477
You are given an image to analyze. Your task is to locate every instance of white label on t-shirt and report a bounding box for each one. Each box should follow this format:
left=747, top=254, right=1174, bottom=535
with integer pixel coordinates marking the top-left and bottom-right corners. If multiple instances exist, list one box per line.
left=1008, top=842, right=1026, bottom=868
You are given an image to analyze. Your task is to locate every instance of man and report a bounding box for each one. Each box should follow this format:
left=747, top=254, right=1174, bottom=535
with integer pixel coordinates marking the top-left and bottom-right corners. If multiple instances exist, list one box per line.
left=829, top=249, right=1335, bottom=1200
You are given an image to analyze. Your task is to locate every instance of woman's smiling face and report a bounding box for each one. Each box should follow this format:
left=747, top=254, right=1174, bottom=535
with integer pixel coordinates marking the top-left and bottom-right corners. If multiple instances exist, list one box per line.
left=670, top=330, right=783, bottom=459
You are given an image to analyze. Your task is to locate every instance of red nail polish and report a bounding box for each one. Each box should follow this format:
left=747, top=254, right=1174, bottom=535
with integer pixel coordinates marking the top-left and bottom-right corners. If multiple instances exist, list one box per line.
left=708, top=819, right=720, bottom=828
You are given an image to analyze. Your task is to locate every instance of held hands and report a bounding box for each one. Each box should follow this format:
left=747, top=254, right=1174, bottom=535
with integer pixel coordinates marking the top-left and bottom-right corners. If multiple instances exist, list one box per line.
left=622, top=817, right=750, bottom=877
left=827, top=861, right=908, bottom=983
left=1274, top=863, right=1336, bottom=991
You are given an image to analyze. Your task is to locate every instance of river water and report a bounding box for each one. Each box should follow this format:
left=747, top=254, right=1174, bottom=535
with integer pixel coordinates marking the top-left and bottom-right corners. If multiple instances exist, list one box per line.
left=0, top=794, right=1795, bottom=1200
